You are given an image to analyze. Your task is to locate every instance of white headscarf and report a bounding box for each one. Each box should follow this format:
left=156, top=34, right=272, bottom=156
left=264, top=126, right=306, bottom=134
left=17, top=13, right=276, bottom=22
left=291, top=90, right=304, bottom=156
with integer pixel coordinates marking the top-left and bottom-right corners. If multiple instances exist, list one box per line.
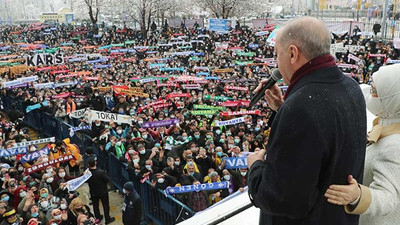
left=366, top=64, right=400, bottom=125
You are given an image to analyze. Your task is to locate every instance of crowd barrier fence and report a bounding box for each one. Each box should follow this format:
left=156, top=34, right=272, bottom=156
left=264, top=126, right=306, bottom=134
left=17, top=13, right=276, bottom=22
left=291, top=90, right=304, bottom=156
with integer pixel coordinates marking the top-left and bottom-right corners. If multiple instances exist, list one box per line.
left=1, top=95, right=195, bottom=225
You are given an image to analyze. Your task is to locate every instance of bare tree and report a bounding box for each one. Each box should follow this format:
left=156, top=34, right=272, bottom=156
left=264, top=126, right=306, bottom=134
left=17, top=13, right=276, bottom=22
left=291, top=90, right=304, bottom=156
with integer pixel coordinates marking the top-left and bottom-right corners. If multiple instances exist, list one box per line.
left=83, top=0, right=102, bottom=33
left=196, top=0, right=267, bottom=19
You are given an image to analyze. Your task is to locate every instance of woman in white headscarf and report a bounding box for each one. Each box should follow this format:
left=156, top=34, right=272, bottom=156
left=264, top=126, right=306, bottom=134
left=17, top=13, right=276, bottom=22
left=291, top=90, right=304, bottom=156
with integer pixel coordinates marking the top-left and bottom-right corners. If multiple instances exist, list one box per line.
left=324, top=64, right=400, bottom=225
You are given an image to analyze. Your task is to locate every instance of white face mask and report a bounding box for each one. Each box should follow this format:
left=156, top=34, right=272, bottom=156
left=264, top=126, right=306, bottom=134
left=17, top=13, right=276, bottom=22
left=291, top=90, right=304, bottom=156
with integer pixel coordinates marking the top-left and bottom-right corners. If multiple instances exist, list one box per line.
left=240, top=172, right=247, bottom=176
left=158, top=178, right=165, bottom=183
left=174, top=161, right=180, bottom=166
left=139, top=150, right=146, bottom=154
left=133, top=159, right=139, bottom=164
left=116, top=141, right=122, bottom=146
left=42, top=158, right=49, bottom=163
left=30, top=147, right=36, bottom=152
left=60, top=203, right=67, bottom=209
left=365, top=92, right=385, bottom=117
left=46, top=177, right=54, bottom=183
left=117, top=130, right=123, bottom=134
left=54, top=215, right=62, bottom=220
left=40, top=201, right=49, bottom=208
left=19, top=191, right=26, bottom=198
left=46, top=168, right=53, bottom=173
left=128, top=150, right=135, bottom=155
left=224, top=175, right=231, bottom=181
left=59, top=172, right=66, bottom=178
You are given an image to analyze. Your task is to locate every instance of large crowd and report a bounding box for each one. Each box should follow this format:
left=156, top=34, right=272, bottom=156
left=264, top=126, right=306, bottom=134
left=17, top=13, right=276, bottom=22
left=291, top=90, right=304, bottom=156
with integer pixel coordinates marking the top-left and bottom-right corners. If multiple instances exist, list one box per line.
left=0, top=18, right=398, bottom=225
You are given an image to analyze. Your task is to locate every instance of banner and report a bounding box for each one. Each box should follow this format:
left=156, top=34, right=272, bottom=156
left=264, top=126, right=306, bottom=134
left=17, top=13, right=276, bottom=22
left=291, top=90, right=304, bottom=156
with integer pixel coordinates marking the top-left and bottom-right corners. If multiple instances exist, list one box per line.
left=69, top=125, right=92, bottom=137
left=337, top=63, right=358, bottom=69
left=220, top=110, right=261, bottom=117
left=68, top=108, right=89, bottom=119
left=141, top=119, right=180, bottom=128
left=209, top=18, right=233, bottom=33
left=66, top=169, right=92, bottom=191
left=218, top=100, right=250, bottom=107
left=267, top=27, right=279, bottom=46
left=215, top=117, right=245, bottom=127
left=24, top=154, right=74, bottom=174
left=165, top=181, right=229, bottom=196
left=25, top=53, right=64, bottom=66
left=387, top=59, right=400, bottom=64
left=15, top=137, right=55, bottom=147
left=348, top=54, right=360, bottom=62
left=34, top=82, right=54, bottom=89
left=87, top=110, right=132, bottom=124
left=153, top=103, right=173, bottom=110
left=394, top=38, right=400, bottom=49
left=166, top=93, right=191, bottom=100
left=52, top=92, right=73, bottom=99
left=203, top=95, right=233, bottom=101
left=0, top=146, right=28, bottom=158
left=182, top=84, right=202, bottom=90
left=26, top=101, right=49, bottom=113
left=194, top=105, right=225, bottom=111
left=224, top=86, right=249, bottom=92
left=369, top=54, right=386, bottom=58
left=225, top=157, right=248, bottom=169
left=215, top=42, right=229, bottom=52
left=190, top=110, right=219, bottom=116
left=137, top=100, right=167, bottom=114
left=20, top=147, right=50, bottom=164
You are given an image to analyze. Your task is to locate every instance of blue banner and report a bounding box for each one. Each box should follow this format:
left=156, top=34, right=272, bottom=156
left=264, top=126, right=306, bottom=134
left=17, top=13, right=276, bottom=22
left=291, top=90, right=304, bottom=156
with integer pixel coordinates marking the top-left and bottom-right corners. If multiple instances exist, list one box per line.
left=86, top=58, right=107, bottom=64
left=20, top=147, right=50, bottom=164
left=69, top=125, right=91, bottom=137
left=209, top=18, right=233, bottom=33
left=225, top=157, right=248, bottom=169
left=196, top=72, right=210, bottom=76
left=26, top=101, right=49, bottom=113
left=165, top=181, right=229, bottom=196
left=204, top=76, right=220, bottom=80
left=93, top=64, right=112, bottom=69
left=0, top=146, right=28, bottom=158
left=160, top=67, right=185, bottom=72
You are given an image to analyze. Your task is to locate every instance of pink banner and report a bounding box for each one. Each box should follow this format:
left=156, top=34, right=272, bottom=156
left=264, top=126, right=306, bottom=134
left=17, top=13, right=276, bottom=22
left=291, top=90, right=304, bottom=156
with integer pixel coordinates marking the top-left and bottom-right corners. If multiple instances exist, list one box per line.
left=220, top=110, right=261, bottom=117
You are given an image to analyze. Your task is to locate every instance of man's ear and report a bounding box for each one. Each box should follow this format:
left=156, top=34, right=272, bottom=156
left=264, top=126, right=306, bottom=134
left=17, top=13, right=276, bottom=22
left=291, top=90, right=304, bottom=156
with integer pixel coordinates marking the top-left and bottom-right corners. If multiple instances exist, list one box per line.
left=289, top=45, right=299, bottom=64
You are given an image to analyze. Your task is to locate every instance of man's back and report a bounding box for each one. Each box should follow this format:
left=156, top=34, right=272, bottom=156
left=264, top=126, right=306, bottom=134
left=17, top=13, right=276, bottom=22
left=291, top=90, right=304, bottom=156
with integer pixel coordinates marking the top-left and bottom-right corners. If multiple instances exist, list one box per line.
left=248, top=66, right=366, bottom=225
left=88, top=168, right=109, bottom=196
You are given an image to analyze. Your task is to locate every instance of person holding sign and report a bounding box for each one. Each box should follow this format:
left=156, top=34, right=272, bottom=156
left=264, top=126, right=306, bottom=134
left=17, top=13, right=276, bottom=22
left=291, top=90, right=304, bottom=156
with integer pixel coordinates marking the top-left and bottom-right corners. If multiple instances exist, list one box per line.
left=247, top=17, right=366, bottom=225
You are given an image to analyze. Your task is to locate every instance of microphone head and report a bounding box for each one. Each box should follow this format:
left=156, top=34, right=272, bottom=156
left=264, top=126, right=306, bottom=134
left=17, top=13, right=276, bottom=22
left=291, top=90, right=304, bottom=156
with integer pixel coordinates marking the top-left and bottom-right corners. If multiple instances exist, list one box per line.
left=271, top=69, right=282, bottom=81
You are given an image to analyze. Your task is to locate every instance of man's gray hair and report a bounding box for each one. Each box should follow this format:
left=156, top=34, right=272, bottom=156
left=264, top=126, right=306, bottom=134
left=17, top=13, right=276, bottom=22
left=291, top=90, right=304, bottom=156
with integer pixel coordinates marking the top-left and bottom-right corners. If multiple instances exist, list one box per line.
left=278, top=17, right=331, bottom=60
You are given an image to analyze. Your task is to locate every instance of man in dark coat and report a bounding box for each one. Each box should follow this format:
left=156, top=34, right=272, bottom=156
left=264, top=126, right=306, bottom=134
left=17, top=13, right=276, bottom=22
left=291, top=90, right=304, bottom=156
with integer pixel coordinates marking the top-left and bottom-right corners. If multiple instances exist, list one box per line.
left=122, top=181, right=142, bottom=225
left=247, top=17, right=366, bottom=225
left=86, top=158, right=115, bottom=224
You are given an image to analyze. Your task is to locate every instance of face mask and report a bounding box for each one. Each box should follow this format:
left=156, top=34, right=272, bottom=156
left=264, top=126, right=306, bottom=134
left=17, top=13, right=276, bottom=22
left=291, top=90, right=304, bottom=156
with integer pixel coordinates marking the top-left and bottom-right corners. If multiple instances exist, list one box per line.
left=139, top=150, right=146, bottom=154
left=228, top=144, right=234, bottom=149
left=142, top=135, right=148, bottom=139
left=183, top=136, right=188, bottom=140
left=59, top=172, right=66, bottom=178
left=40, top=201, right=49, bottom=208
left=255, top=127, right=260, bottom=131
left=174, top=161, right=180, bottom=166
left=194, top=135, right=200, bottom=139
left=189, top=172, right=194, bottom=176
left=31, top=212, right=39, bottom=218
left=224, top=175, right=231, bottom=181
left=145, top=165, right=151, bottom=170
left=19, top=131, right=24, bottom=135
left=46, top=177, right=54, bottom=183
left=41, top=193, right=48, bottom=198
left=365, top=92, right=385, bottom=117
left=234, top=139, right=240, bottom=144
left=216, top=130, right=221, bottom=135
left=206, top=135, right=211, bottom=139
left=1, top=196, right=9, bottom=201
left=123, top=189, right=126, bottom=194
left=20, top=191, right=27, bottom=198
left=18, top=167, right=24, bottom=172
left=95, top=93, right=99, bottom=97
left=46, top=168, right=53, bottom=173
left=116, top=141, right=122, bottom=146
left=216, top=152, right=223, bottom=157
left=95, top=123, right=101, bottom=127
left=138, top=121, right=143, bottom=125
left=219, top=139, right=225, bottom=143
left=42, top=157, right=49, bottom=162
left=158, top=178, right=165, bottom=183
left=30, top=147, right=36, bottom=152
left=133, top=159, right=139, bottom=164
left=240, top=172, right=247, bottom=176
left=119, top=111, right=124, bottom=114
left=226, top=133, right=231, bottom=136
left=51, top=203, right=58, bottom=208
left=155, top=143, right=161, bottom=147
left=54, top=215, right=62, bottom=220
left=128, top=150, right=134, bottom=154
left=117, top=130, right=123, bottom=134
left=60, top=204, right=67, bottom=209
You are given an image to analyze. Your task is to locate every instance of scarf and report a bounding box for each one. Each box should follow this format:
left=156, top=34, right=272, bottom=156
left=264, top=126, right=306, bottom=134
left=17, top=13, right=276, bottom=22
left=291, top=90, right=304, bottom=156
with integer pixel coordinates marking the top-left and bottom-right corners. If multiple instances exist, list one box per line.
left=284, top=54, right=336, bottom=99
left=66, top=101, right=76, bottom=114
left=367, top=117, right=400, bottom=143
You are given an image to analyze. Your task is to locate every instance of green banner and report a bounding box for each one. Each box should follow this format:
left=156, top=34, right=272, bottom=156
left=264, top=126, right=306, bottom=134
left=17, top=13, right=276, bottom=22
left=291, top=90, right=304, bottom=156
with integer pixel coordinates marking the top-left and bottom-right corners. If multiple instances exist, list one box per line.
left=0, top=51, right=11, bottom=54
left=111, top=43, right=124, bottom=47
left=203, top=95, right=233, bottom=102
left=237, top=51, right=255, bottom=57
left=125, top=40, right=135, bottom=45
left=194, top=104, right=226, bottom=111
left=190, top=57, right=202, bottom=61
left=190, top=110, right=219, bottom=116
left=234, top=60, right=253, bottom=65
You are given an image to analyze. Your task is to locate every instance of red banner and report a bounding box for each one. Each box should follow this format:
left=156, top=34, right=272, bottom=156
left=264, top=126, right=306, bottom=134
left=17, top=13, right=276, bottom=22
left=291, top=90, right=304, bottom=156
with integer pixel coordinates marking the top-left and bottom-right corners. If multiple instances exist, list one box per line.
left=220, top=110, right=261, bottom=117
left=166, top=93, right=191, bottom=100
left=24, top=155, right=75, bottom=175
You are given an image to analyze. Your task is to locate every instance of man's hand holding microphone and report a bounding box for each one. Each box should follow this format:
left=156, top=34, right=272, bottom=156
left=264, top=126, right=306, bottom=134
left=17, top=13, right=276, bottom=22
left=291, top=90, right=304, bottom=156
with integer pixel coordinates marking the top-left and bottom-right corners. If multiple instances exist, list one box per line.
left=248, top=69, right=284, bottom=168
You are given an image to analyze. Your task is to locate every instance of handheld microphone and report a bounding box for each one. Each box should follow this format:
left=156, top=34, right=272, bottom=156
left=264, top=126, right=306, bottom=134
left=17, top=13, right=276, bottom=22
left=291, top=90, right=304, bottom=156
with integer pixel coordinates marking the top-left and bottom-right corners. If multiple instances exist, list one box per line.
left=249, top=69, right=282, bottom=108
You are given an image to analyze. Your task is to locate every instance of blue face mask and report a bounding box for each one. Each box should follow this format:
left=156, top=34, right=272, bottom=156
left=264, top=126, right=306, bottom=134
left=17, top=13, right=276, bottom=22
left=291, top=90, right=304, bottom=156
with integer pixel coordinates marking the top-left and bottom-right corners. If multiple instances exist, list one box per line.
left=189, top=172, right=194, bottom=176
left=194, top=135, right=200, bottom=139
left=255, top=127, right=260, bottom=131
left=216, top=152, right=222, bottom=157
left=41, top=193, right=48, bottom=198
left=1, top=196, right=9, bottom=202
left=31, top=212, right=39, bottom=218
left=155, top=143, right=161, bottom=147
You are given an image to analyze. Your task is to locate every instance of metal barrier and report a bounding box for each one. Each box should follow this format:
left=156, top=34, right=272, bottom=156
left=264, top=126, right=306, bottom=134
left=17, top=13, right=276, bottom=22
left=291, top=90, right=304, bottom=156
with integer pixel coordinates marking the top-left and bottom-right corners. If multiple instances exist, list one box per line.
left=0, top=95, right=195, bottom=225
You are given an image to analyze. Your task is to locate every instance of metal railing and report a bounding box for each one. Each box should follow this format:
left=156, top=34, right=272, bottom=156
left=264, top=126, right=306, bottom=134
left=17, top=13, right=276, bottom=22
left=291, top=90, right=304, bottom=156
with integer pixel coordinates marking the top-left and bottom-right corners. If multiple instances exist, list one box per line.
left=1, top=95, right=195, bottom=225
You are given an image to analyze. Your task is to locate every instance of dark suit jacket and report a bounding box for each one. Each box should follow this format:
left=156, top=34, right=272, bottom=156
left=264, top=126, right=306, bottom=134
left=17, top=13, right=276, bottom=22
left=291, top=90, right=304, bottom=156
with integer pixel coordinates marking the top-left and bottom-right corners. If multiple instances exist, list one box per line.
left=248, top=66, right=366, bottom=225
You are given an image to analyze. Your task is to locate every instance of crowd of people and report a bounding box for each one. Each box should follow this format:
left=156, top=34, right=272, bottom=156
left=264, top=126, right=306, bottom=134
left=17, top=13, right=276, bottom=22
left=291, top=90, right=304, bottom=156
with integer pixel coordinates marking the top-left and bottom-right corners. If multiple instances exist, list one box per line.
left=0, top=17, right=398, bottom=225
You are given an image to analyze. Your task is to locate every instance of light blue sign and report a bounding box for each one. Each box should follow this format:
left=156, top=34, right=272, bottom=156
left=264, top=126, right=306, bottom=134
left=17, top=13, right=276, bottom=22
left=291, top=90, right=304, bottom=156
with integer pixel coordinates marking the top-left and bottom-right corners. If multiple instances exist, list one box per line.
left=209, top=18, right=233, bottom=33
left=225, top=157, right=248, bottom=169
